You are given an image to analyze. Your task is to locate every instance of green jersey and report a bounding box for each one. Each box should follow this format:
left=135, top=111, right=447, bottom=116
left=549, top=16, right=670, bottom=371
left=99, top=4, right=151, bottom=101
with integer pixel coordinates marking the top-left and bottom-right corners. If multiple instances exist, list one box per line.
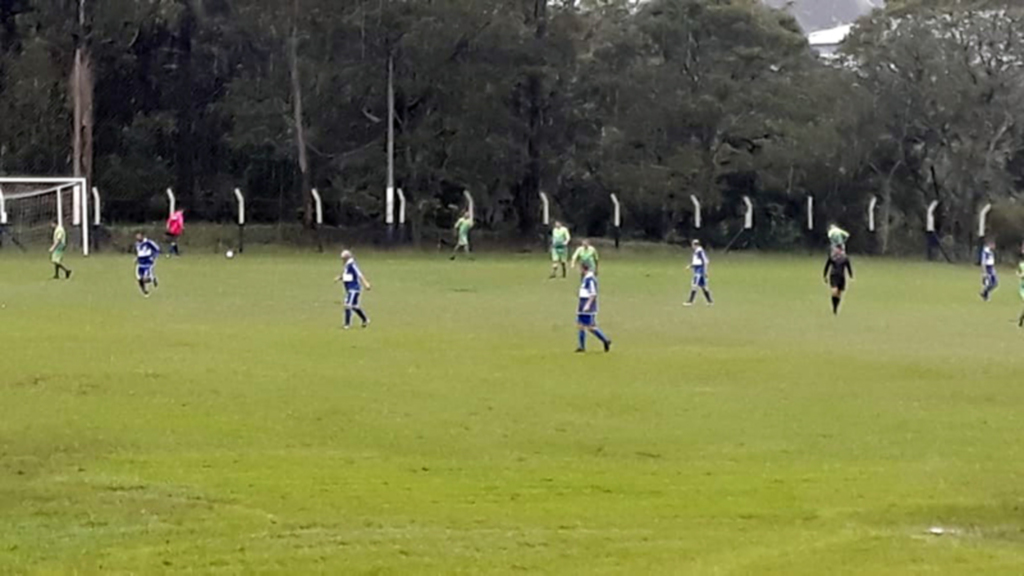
left=52, top=225, right=66, bottom=250
left=1019, top=263, right=1024, bottom=298
left=552, top=226, right=570, bottom=248
left=573, top=245, right=598, bottom=268
left=828, top=226, right=849, bottom=247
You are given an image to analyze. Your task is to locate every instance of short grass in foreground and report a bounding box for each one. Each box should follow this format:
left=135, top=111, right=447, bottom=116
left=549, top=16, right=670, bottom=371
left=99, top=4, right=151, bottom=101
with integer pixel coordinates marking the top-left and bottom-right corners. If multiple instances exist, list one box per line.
left=2, top=249, right=1024, bottom=574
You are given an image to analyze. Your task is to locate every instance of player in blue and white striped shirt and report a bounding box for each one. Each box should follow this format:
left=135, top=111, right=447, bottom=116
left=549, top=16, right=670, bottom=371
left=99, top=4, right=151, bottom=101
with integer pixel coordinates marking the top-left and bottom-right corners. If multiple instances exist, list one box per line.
left=684, top=240, right=714, bottom=306
left=980, top=240, right=998, bottom=301
left=134, top=231, right=161, bottom=297
left=337, top=250, right=371, bottom=329
left=576, top=263, right=611, bottom=353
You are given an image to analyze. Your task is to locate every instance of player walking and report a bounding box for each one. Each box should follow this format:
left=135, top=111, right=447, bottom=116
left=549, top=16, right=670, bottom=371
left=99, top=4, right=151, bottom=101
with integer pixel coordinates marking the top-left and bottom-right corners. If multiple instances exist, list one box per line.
left=823, top=246, right=853, bottom=315
left=684, top=239, right=713, bottom=306
left=134, top=231, right=161, bottom=297
left=571, top=239, right=599, bottom=277
left=337, top=249, right=371, bottom=329
left=828, top=223, right=850, bottom=251
left=549, top=221, right=571, bottom=279
left=48, top=220, right=72, bottom=280
left=165, top=208, right=185, bottom=257
left=450, top=211, right=473, bottom=260
left=576, top=263, right=612, bottom=353
left=980, top=240, right=998, bottom=301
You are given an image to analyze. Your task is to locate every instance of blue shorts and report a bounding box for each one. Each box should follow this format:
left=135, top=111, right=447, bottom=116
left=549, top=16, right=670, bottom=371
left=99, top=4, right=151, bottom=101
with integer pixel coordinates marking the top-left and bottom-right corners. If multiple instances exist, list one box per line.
left=136, top=264, right=154, bottom=280
left=692, top=273, right=708, bottom=288
left=577, top=313, right=596, bottom=327
left=983, top=271, right=998, bottom=288
left=345, top=290, right=362, bottom=307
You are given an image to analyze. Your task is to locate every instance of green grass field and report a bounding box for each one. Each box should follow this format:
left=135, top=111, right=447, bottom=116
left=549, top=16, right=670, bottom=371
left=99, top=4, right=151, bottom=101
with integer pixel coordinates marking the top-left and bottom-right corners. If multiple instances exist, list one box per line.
left=3, top=248, right=1024, bottom=574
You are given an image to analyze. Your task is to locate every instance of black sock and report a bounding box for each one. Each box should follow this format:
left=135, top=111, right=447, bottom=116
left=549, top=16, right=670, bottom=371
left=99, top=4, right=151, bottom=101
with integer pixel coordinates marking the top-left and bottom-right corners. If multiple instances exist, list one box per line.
left=355, top=309, right=368, bottom=323
left=138, top=280, right=148, bottom=294
left=53, top=265, right=60, bottom=278
left=831, top=296, right=840, bottom=314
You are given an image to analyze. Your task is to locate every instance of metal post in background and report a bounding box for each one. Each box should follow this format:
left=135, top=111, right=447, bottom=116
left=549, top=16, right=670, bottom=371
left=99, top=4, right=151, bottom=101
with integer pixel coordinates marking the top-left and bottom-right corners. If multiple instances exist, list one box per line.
left=690, top=195, right=701, bottom=229
left=234, top=188, right=246, bottom=254
left=743, top=195, right=754, bottom=230
left=462, top=189, right=475, bottom=221
left=166, top=187, right=176, bottom=218
left=539, top=191, right=550, bottom=226
left=397, top=188, right=407, bottom=243
left=386, top=54, right=396, bottom=244
left=90, top=187, right=101, bottom=252
left=806, top=195, right=814, bottom=231
left=311, top=188, right=324, bottom=253
left=610, top=193, right=621, bottom=249
left=867, top=195, right=877, bottom=232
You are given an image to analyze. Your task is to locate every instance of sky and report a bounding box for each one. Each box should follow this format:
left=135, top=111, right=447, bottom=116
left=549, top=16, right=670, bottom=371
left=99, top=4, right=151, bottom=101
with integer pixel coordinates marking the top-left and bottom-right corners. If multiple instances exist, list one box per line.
left=761, top=0, right=885, bottom=32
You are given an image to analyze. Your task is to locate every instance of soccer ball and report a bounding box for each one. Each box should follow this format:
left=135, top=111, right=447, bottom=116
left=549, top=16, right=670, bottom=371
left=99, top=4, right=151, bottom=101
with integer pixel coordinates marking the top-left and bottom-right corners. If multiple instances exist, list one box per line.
left=225, top=250, right=235, bottom=259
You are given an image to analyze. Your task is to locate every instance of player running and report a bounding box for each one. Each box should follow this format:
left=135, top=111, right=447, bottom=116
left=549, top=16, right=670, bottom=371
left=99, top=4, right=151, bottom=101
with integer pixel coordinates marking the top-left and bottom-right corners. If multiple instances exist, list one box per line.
left=48, top=220, right=72, bottom=280
left=684, top=239, right=713, bottom=306
left=828, top=223, right=850, bottom=250
left=134, top=231, right=161, bottom=297
left=980, top=240, right=998, bottom=301
left=450, top=211, right=473, bottom=260
left=549, top=221, right=571, bottom=279
left=571, top=239, right=599, bottom=277
left=576, top=263, right=611, bottom=353
left=823, top=246, right=853, bottom=315
left=337, top=249, right=371, bottom=329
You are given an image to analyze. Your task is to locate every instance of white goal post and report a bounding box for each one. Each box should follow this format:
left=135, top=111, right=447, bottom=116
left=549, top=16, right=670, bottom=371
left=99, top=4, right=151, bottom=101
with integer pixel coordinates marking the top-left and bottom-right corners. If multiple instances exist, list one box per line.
left=0, top=177, right=90, bottom=255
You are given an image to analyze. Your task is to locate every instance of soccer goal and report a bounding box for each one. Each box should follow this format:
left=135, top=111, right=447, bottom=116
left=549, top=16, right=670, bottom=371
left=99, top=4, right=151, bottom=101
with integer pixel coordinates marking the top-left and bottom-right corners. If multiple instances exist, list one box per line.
left=0, top=177, right=90, bottom=255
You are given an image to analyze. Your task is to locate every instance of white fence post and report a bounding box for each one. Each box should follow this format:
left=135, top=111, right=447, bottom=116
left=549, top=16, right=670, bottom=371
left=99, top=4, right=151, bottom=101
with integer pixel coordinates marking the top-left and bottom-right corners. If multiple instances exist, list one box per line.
left=539, top=191, right=550, bottom=226
left=462, top=189, right=475, bottom=220
left=0, top=186, right=6, bottom=225
left=806, top=195, right=814, bottom=231
left=72, top=184, right=82, bottom=226
left=165, top=188, right=176, bottom=217
left=926, top=200, right=939, bottom=233
left=91, top=187, right=101, bottom=226
left=868, top=195, right=877, bottom=232
left=397, top=188, right=407, bottom=225
left=311, top=188, right=323, bottom=225
left=233, top=188, right=246, bottom=226
left=742, top=195, right=753, bottom=230
left=385, top=186, right=395, bottom=225
left=978, top=203, right=993, bottom=239
left=610, top=193, right=621, bottom=248
left=690, top=194, right=701, bottom=229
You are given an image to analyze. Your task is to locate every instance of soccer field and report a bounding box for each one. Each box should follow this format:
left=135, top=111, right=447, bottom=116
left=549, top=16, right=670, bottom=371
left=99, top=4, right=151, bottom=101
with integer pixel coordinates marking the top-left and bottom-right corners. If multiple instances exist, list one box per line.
left=2, top=250, right=1024, bottom=574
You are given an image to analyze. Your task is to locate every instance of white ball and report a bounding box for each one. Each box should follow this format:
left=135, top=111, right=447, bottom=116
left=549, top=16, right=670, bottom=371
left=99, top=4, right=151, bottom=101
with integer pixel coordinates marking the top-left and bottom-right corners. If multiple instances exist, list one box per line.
left=225, top=250, right=235, bottom=259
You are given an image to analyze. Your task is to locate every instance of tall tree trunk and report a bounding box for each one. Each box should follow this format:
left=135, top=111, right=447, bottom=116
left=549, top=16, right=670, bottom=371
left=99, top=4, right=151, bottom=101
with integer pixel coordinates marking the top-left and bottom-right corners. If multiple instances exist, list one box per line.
left=174, top=3, right=197, bottom=205
left=289, top=0, right=312, bottom=227
left=71, top=0, right=93, bottom=186
left=517, top=0, right=547, bottom=236
left=880, top=177, right=892, bottom=255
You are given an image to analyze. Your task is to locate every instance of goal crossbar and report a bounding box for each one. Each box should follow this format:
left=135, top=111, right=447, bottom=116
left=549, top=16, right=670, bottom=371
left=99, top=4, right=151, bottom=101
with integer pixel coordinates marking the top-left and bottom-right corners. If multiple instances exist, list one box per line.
left=0, top=177, right=90, bottom=255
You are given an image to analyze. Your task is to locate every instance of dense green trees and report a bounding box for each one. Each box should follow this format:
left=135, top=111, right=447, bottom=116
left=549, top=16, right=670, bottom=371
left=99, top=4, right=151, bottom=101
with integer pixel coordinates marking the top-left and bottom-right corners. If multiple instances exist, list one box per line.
left=1, top=0, right=1022, bottom=252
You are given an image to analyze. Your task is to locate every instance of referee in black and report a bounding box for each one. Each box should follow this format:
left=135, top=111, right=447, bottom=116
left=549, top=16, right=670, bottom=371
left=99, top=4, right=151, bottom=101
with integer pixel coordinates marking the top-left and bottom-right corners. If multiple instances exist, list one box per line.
left=823, top=246, right=854, bottom=315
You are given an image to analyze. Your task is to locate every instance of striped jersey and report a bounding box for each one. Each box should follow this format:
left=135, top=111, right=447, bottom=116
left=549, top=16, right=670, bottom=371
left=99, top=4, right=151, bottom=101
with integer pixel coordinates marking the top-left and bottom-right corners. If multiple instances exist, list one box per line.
left=342, top=258, right=363, bottom=291
left=982, top=247, right=996, bottom=272
left=692, top=247, right=708, bottom=274
left=135, top=239, right=160, bottom=266
left=578, top=272, right=598, bottom=314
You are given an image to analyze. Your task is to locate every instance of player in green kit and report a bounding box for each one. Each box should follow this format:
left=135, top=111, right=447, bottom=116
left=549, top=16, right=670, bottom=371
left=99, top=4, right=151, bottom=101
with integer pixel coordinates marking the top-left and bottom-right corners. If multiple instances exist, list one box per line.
left=827, top=223, right=850, bottom=250
left=48, top=220, right=72, bottom=280
left=1017, top=259, right=1024, bottom=327
left=571, top=239, right=599, bottom=277
left=450, top=211, right=473, bottom=260
left=549, top=221, right=571, bottom=279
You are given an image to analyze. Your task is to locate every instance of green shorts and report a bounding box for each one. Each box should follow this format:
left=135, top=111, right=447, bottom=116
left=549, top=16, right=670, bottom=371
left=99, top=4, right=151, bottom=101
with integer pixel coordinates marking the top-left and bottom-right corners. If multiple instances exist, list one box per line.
left=457, top=234, right=469, bottom=248
left=551, top=245, right=568, bottom=262
left=51, top=248, right=65, bottom=264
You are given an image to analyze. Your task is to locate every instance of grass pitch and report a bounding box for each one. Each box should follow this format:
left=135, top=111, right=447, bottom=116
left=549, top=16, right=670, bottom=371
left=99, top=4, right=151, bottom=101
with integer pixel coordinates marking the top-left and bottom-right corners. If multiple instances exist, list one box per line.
left=2, top=248, right=1024, bottom=574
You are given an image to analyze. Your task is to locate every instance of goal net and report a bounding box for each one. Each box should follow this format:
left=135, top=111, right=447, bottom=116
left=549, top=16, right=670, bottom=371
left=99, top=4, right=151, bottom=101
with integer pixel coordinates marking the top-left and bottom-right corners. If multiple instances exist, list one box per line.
left=0, top=178, right=90, bottom=255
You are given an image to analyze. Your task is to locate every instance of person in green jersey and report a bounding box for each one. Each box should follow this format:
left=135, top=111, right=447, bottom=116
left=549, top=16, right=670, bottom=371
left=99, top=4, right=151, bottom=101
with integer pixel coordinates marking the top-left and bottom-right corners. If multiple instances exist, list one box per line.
left=450, top=210, right=474, bottom=260
left=1017, top=259, right=1024, bottom=327
left=570, top=239, right=599, bottom=276
left=827, top=223, right=850, bottom=250
left=48, top=220, right=72, bottom=280
left=549, top=221, right=571, bottom=279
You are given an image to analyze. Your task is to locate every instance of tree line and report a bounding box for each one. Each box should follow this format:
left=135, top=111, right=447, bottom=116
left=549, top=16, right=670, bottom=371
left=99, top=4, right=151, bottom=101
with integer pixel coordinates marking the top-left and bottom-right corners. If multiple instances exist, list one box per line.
left=1, top=0, right=1023, bottom=253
